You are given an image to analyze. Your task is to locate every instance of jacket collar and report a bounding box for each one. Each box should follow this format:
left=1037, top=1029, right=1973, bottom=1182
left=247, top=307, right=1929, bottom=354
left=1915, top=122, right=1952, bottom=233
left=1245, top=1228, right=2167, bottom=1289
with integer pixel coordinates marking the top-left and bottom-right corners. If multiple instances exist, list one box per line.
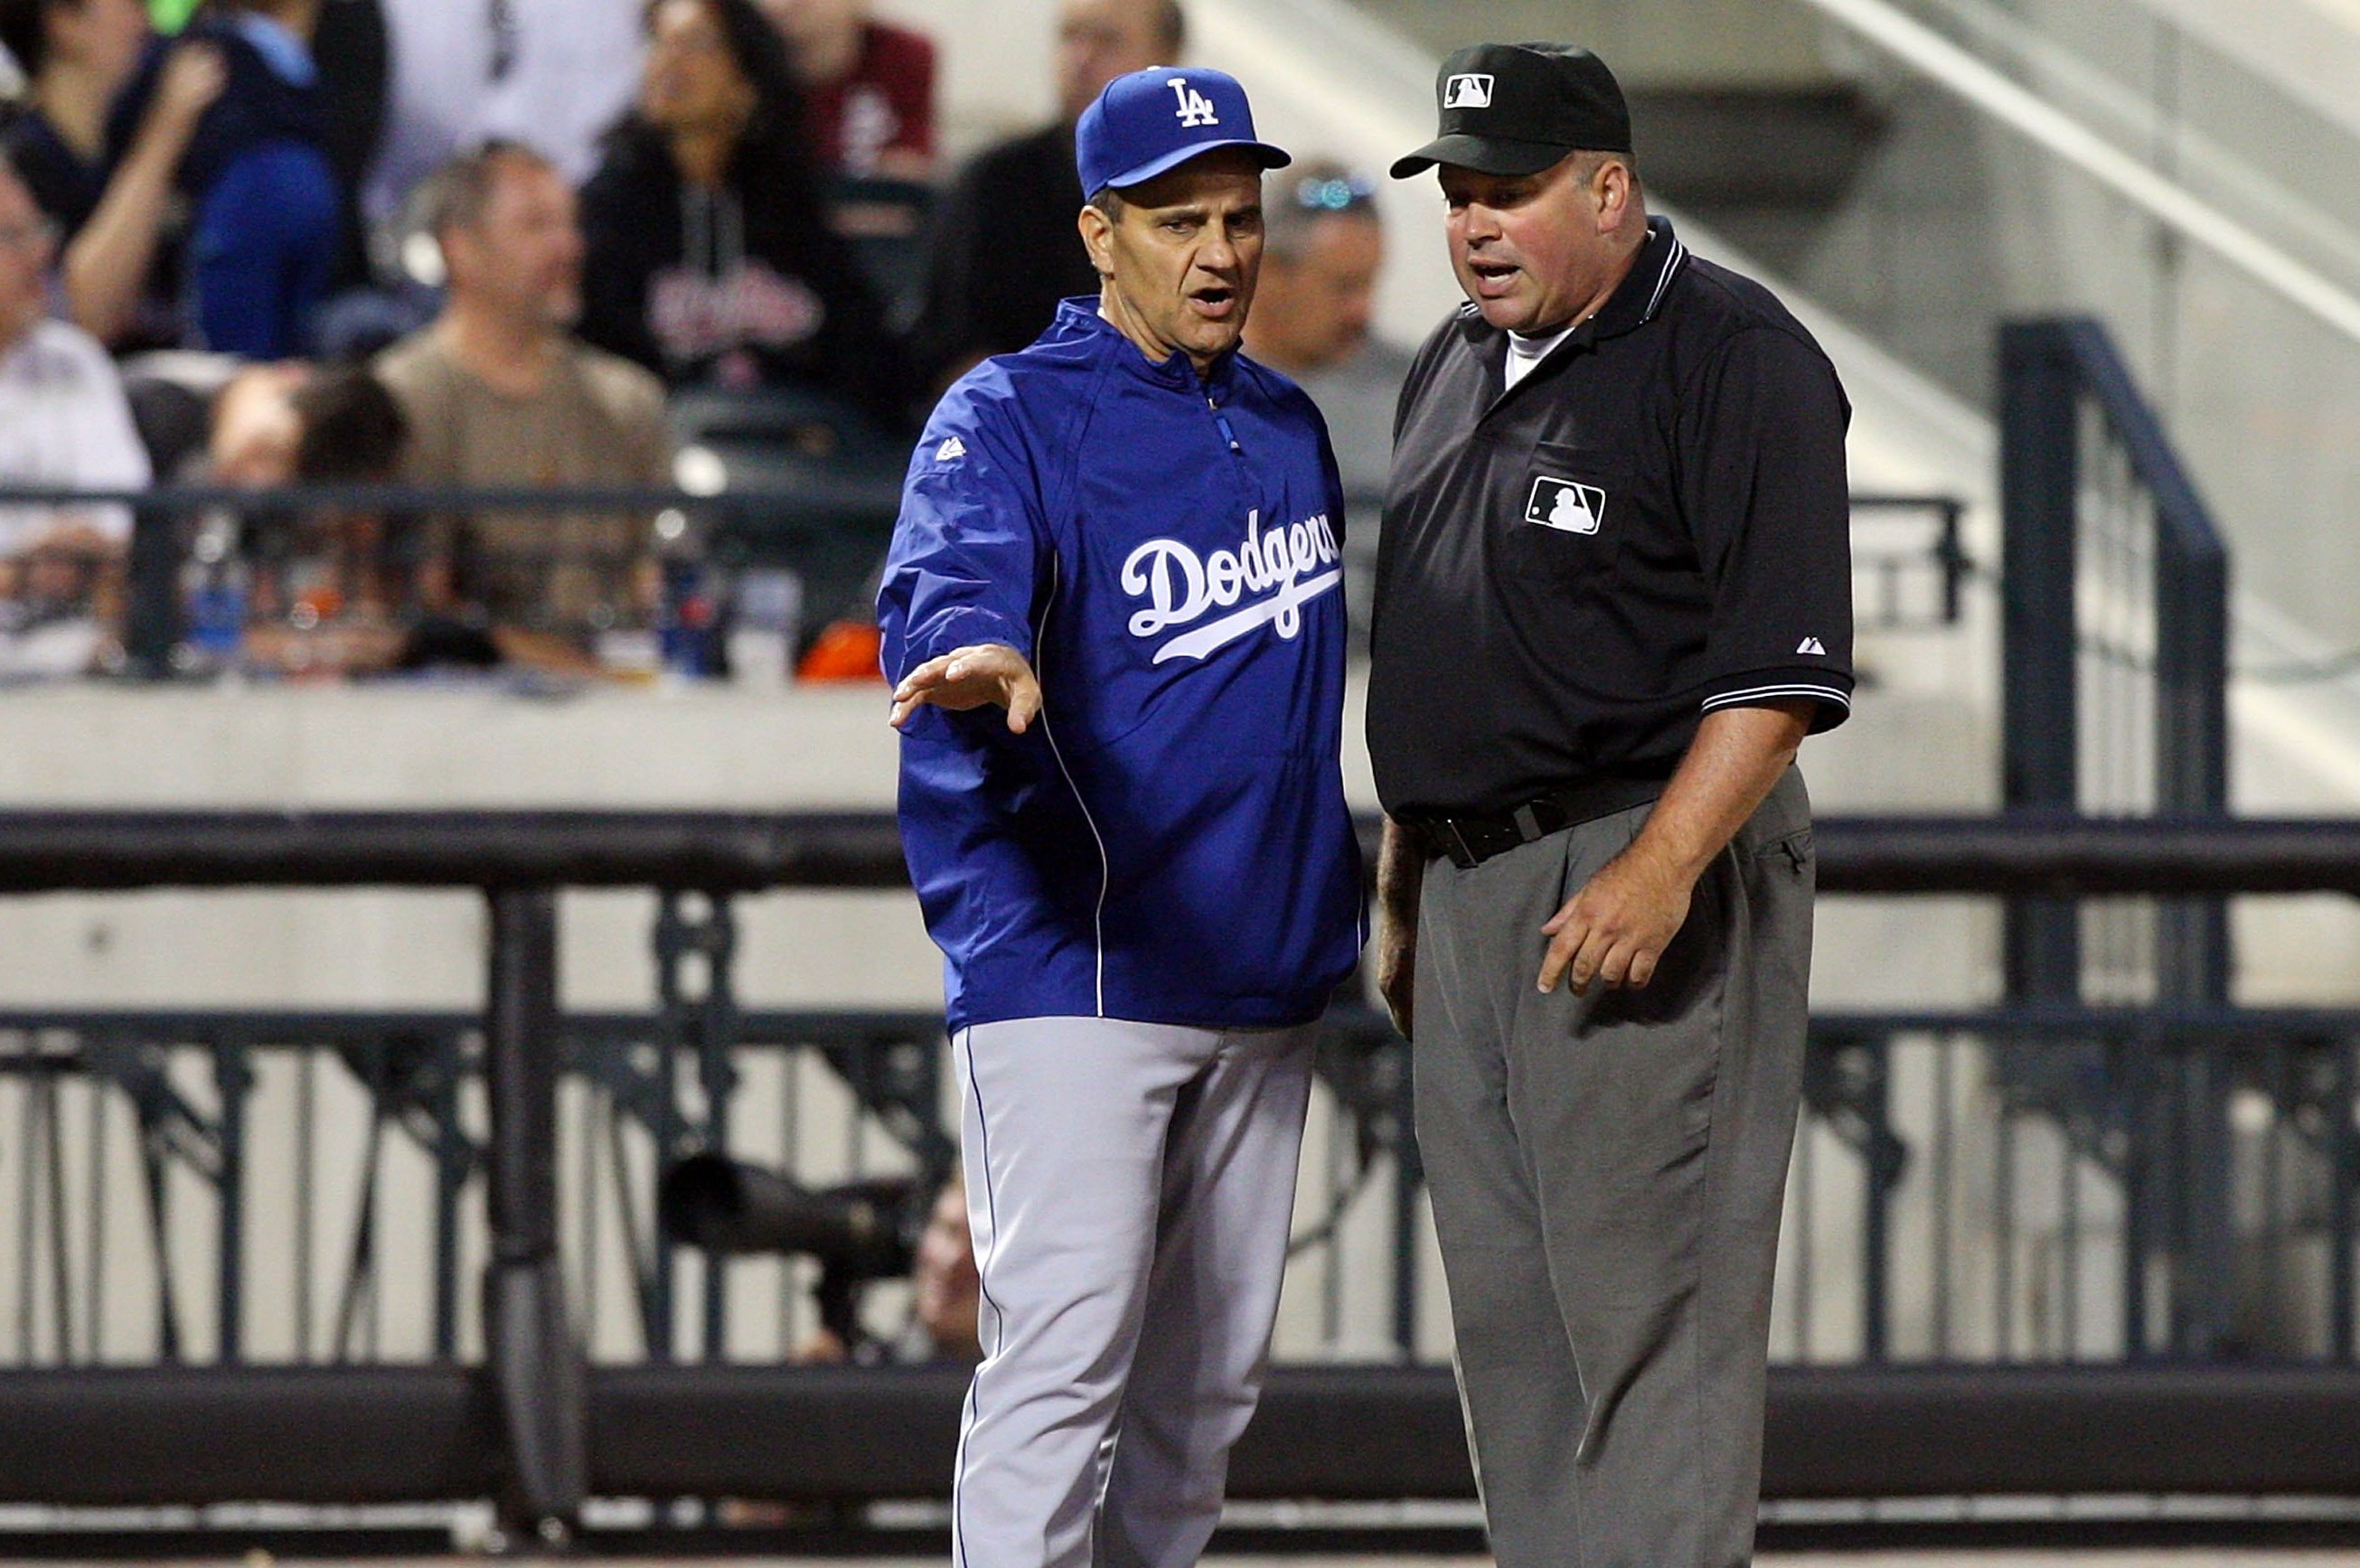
left=1050, top=296, right=1242, bottom=396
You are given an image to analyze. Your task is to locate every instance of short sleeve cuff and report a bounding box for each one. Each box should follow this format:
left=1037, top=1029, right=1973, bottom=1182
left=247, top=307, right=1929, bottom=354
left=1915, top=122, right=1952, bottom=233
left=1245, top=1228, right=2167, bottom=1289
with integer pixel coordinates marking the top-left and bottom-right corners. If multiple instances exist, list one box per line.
left=1699, top=667, right=1855, bottom=733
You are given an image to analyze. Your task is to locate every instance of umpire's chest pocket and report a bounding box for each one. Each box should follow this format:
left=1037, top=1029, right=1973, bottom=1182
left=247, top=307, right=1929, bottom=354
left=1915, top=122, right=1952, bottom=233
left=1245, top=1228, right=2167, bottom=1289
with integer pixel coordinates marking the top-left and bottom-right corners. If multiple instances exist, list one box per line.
left=1501, top=441, right=1638, bottom=579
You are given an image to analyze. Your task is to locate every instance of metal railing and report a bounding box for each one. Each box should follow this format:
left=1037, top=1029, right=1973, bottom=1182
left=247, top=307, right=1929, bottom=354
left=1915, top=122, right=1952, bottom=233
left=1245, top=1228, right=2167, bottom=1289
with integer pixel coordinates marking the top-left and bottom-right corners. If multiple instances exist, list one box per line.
left=6, top=812, right=2360, bottom=1537
left=0, top=474, right=904, bottom=685
left=1791, top=1006, right=2360, bottom=1365
left=1998, top=316, right=2237, bottom=1354
left=0, top=479, right=1970, bottom=685
left=1850, top=493, right=1970, bottom=630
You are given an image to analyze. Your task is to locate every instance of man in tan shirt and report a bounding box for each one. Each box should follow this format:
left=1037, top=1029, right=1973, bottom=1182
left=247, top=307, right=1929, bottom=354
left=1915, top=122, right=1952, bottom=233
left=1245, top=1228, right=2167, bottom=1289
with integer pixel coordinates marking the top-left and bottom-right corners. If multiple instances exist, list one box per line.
left=375, top=139, right=672, bottom=669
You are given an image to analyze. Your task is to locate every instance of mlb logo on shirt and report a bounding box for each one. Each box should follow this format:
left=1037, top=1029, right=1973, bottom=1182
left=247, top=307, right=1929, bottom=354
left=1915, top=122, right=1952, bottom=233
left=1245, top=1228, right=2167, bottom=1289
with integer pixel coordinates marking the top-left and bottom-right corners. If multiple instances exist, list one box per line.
left=1443, top=73, right=1494, bottom=109
left=1527, top=475, right=1605, bottom=534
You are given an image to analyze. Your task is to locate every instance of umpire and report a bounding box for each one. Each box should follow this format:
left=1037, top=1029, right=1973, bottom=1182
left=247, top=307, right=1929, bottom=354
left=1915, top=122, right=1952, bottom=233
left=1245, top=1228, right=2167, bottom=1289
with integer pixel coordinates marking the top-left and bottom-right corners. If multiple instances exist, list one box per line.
left=1368, top=43, right=1854, bottom=1568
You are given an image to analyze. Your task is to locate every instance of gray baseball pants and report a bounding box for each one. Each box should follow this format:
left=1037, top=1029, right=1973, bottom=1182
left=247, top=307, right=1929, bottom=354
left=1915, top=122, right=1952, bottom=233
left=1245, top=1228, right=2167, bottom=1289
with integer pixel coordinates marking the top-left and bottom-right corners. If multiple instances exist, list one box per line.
left=949, top=1016, right=1318, bottom=1568
left=1413, top=766, right=1815, bottom=1568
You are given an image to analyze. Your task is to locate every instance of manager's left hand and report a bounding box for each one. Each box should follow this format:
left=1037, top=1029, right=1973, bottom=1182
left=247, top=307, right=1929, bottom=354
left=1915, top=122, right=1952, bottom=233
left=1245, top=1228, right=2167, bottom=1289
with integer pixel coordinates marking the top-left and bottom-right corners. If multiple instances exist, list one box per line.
left=888, top=642, right=1042, bottom=733
left=1537, top=842, right=1694, bottom=995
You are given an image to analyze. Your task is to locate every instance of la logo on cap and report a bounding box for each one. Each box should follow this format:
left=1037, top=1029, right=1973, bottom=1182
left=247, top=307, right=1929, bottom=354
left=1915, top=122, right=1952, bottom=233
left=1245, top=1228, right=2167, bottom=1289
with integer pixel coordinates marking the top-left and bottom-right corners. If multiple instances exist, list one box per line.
left=1168, top=77, right=1220, bottom=127
left=1444, top=73, right=1494, bottom=108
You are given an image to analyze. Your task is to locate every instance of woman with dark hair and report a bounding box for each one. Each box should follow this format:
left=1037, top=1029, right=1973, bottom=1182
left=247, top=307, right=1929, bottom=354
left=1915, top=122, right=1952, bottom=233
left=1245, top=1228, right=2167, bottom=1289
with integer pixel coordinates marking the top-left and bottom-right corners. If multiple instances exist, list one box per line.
left=577, top=0, right=901, bottom=416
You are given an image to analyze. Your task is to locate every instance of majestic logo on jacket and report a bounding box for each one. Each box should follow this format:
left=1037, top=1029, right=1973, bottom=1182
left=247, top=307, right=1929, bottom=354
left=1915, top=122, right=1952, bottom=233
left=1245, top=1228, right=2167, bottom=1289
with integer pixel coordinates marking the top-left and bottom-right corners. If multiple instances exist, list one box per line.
left=1120, top=509, right=1341, bottom=663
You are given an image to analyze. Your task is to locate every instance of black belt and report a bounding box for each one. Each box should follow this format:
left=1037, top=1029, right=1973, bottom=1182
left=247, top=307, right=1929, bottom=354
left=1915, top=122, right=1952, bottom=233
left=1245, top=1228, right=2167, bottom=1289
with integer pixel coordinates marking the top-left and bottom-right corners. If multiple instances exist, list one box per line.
left=1413, top=777, right=1667, bottom=870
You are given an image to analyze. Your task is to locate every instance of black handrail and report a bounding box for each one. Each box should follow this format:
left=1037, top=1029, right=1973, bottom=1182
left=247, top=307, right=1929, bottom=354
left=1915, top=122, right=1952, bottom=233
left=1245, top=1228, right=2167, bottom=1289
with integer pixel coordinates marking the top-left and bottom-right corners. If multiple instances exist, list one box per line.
left=0, top=810, right=907, bottom=892
left=0, top=809, right=2353, bottom=895
left=2041, top=320, right=2227, bottom=568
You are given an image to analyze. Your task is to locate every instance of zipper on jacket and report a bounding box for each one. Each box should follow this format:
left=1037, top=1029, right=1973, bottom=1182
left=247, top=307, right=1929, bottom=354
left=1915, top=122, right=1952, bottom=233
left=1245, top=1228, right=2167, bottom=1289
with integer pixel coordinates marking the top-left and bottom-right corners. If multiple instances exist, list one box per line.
left=1207, top=394, right=1242, bottom=455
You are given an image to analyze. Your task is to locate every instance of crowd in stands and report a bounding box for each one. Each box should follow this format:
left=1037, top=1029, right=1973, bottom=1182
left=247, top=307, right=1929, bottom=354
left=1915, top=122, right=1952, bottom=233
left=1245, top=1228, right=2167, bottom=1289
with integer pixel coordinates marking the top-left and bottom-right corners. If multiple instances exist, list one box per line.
left=0, top=0, right=1406, bottom=682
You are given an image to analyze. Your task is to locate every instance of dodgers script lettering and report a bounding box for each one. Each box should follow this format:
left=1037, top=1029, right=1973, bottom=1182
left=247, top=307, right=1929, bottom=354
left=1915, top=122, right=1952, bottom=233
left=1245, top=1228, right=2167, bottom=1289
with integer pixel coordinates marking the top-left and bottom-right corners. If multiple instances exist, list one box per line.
left=1120, top=509, right=1341, bottom=663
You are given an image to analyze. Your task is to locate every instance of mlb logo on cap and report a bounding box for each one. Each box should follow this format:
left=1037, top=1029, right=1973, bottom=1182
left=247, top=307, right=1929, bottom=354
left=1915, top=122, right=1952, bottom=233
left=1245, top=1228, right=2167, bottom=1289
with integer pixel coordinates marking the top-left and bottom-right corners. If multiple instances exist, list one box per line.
left=1392, top=42, right=1634, bottom=179
left=1076, top=65, right=1293, bottom=198
left=1443, top=73, right=1494, bottom=108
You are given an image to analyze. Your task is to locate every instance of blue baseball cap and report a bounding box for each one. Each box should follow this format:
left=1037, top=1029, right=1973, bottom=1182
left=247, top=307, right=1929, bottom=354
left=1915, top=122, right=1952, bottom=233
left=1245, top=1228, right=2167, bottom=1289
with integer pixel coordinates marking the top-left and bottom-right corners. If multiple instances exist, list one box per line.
left=1075, top=66, right=1292, bottom=199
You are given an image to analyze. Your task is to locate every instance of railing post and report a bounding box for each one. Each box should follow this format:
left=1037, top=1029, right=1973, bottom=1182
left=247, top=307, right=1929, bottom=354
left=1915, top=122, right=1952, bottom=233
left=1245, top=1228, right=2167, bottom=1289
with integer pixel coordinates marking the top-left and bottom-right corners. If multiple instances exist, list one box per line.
left=1391, top=1043, right=1422, bottom=1361
left=1998, top=320, right=2082, bottom=1003
left=2336, top=1040, right=2358, bottom=1363
left=122, top=500, right=181, bottom=681
left=1860, top=1038, right=1894, bottom=1364
left=432, top=1036, right=466, bottom=1362
left=655, top=891, right=743, bottom=1363
left=483, top=886, right=584, bottom=1542
left=212, top=1040, right=252, bottom=1364
left=2155, top=517, right=2233, bottom=1010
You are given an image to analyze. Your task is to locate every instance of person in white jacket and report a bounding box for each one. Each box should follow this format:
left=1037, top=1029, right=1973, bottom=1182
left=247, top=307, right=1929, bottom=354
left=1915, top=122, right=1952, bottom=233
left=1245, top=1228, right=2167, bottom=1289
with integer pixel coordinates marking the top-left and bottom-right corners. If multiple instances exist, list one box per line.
left=0, top=149, right=150, bottom=675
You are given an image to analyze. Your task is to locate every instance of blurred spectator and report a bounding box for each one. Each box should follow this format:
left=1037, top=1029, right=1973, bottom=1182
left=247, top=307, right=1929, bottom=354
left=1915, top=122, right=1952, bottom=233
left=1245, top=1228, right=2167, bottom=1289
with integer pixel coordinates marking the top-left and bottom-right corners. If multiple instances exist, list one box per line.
left=907, top=0, right=1178, bottom=388
left=306, top=0, right=386, bottom=293
left=374, top=139, right=670, bottom=672
left=577, top=0, right=900, bottom=414
left=1242, top=161, right=1408, bottom=643
left=1243, top=165, right=1405, bottom=494
left=0, top=148, right=148, bottom=676
left=233, top=361, right=412, bottom=675
left=907, top=1170, right=983, bottom=1363
left=363, top=0, right=643, bottom=232
left=795, top=1173, right=983, bottom=1366
left=108, top=0, right=339, bottom=357
left=116, top=346, right=240, bottom=472
left=185, top=355, right=404, bottom=488
left=757, top=0, right=930, bottom=182
left=0, top=0, right=221, bottom=349
left=154, top=355, right=410, bottom=675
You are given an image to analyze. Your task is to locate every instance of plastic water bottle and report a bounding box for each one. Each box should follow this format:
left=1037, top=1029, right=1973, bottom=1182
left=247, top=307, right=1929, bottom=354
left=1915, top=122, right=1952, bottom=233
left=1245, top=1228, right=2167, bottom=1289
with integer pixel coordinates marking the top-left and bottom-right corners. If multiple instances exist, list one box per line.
left=660, top=557, right=719, bottom=679
left=728, top=568, right=802, bottom=691
left=179, top=513, right=248, bottom=676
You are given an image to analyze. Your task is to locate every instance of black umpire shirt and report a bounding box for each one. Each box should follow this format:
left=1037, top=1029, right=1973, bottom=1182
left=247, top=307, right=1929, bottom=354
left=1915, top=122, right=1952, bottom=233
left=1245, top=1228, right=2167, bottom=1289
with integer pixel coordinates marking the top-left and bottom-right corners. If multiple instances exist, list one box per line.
left=1367, top=218, right=1855, bottom=820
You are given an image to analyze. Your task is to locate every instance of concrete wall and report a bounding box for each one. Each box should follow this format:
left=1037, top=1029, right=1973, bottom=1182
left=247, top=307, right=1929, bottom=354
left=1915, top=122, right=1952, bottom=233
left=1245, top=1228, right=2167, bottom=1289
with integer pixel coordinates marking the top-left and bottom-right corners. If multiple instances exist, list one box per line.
left=0, top=656, right=1990, bottom=1371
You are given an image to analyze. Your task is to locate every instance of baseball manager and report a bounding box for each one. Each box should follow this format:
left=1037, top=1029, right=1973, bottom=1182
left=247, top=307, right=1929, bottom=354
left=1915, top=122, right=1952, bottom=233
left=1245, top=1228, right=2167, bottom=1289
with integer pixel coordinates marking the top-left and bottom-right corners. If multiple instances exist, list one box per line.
left=1368, top=42, right=1855, bottom=1568
left=878, top=64, right=1363, bottom=1568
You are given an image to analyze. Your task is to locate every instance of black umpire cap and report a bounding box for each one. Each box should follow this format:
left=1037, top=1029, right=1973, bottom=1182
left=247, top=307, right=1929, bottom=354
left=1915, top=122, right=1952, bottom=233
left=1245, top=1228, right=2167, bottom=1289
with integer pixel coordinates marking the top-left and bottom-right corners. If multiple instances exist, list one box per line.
left=1390, top=42, right=1631, bottom=180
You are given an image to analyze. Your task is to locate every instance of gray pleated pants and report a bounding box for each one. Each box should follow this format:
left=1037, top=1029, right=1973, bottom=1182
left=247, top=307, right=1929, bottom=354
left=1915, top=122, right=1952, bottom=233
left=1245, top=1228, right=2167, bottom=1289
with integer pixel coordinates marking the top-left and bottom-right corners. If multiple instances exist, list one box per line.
left=950, top=1016, right=1317, bottom=1568
left=1412, top=767, right=1815, bottom=1568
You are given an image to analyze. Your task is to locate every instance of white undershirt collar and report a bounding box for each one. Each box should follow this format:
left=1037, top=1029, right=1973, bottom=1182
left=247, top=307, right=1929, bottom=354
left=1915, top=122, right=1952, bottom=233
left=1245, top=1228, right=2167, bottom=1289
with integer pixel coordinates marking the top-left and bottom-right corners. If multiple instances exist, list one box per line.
left=1502, top=321, right=1578, bottom=390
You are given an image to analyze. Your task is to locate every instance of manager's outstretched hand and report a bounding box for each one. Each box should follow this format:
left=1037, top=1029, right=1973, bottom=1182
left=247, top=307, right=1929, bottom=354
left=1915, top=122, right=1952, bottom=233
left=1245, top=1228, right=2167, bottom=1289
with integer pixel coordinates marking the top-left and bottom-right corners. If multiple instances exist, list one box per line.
left=889, top=643, right=1043, bottom=733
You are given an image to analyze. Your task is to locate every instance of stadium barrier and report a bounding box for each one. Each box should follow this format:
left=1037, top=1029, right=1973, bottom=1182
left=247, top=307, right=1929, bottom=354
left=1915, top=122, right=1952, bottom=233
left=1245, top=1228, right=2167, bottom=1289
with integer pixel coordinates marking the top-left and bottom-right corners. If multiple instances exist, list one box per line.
left=3, top=811, right=2360, bottom=1541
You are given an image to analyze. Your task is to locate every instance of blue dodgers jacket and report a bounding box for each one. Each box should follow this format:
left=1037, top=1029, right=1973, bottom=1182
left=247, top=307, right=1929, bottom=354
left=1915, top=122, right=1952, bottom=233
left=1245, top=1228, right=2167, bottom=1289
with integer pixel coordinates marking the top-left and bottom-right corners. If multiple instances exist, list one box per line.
left=879, top=299, right=1367, bottom=1033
